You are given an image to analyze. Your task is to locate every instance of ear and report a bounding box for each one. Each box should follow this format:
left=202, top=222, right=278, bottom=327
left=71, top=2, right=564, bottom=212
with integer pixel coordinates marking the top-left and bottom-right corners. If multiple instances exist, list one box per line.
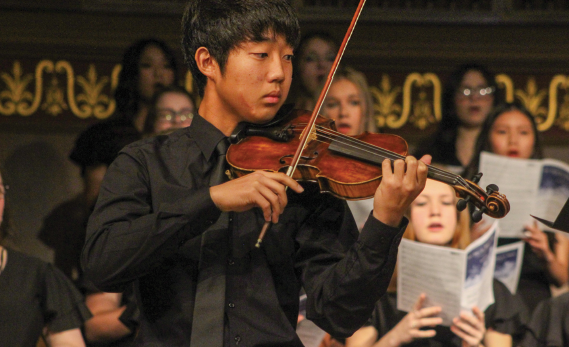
left=195, top=47, right=219, bottom=80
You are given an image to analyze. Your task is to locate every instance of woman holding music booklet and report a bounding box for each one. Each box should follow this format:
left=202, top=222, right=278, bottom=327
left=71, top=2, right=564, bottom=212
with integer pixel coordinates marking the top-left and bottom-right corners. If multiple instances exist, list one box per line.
left=344, top=178, right=528, bottom=347
left=464, top=102, right=569, bottom=314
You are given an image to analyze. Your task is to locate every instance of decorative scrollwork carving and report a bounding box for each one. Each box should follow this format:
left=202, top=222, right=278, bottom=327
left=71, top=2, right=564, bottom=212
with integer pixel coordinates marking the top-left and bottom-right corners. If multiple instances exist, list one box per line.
left=0, top=60, right=54, bottom=116
left=395, top=72, right=441, bottom=129
left=515, top=77, right=548, bottom=129
left=549, top=75, right=569, bottom=131
left=495, top=74, right=514, bottom=103
left=56, top=61, right=119, bottom=119
left=370, top=74, right=401, bottom=129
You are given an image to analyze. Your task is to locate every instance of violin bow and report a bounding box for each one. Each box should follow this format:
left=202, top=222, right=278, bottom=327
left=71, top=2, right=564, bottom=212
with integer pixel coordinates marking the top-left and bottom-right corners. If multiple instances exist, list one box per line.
left=255, top=0, right=368, bottom=248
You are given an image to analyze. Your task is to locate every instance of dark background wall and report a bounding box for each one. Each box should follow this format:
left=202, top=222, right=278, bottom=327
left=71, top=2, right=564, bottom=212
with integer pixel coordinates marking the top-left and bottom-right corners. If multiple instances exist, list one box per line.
left=1, top=0, right=569, bottom=261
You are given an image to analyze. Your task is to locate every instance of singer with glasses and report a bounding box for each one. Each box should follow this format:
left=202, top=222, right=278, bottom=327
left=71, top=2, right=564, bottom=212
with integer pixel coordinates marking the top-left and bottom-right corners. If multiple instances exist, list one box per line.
left=143, top=85, right=196, bottom=136
left=414, top=64, right=499, bottom=174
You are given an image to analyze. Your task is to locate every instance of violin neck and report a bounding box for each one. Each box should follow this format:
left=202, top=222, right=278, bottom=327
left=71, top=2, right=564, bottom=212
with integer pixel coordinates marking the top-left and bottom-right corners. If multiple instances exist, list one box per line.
left=327, top=139, right=461, bottom=186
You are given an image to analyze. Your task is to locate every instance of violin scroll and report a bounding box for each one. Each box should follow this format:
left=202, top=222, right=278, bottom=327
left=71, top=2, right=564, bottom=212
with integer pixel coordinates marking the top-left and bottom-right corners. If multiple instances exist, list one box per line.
left=453, top=173, right=510, bottom=222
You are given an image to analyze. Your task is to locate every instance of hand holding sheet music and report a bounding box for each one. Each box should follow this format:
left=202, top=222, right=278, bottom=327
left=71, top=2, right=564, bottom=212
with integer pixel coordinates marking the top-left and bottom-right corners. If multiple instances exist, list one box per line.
left=397, top=221, right=498, bottom=326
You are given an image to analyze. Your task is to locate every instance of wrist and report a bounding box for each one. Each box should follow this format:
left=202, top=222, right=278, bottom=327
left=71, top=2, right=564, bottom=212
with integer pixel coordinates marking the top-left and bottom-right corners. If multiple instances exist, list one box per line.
left=372, top=209, right=403, bottom=228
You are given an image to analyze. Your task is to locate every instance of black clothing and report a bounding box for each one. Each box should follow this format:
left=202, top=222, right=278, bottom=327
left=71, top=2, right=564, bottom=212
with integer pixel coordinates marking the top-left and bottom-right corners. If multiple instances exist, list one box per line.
left=82, top=114, right=408, bottom=346
left=413, top=129, right=462, bottom=168
left=39, top=194, right=90, bottom=282
left=0, top=249, right=91, bottom=347
left=369, top=280, right=528, bottom=346
left=498, top=235, right=557, bottom=314
left=521, top=292, right=569, bottom=347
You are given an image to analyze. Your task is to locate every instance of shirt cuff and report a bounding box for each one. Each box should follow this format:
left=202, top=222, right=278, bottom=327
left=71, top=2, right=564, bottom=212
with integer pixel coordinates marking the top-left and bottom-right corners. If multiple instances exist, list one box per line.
left=358, top=211, right=408, bottom=251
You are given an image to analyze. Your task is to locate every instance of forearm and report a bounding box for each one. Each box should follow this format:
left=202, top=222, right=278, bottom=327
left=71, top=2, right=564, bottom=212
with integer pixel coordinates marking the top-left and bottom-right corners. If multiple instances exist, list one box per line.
left=302, top=212, right=407, bottom=337
left=374, top=329, right=405, bottom=347
left=84, top=306, right=132, bottom=343
left=483, top=329, right=512, bottom=347
left=45, top=328, right=86, bottom=347
left=81, top=152, right=222, bottom=291
left=545, top=253, right=568, bottom=286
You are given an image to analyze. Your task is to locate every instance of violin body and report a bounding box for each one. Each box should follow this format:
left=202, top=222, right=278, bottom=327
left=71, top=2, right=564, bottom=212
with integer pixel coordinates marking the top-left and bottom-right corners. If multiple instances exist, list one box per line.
left=227, top=108, right=510, bottom=220
left=227, top=109, right=407, bottom=200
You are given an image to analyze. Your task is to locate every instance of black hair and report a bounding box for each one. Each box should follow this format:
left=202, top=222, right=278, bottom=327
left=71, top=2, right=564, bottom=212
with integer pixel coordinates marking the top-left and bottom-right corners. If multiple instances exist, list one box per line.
left=463, top=101, right=543, bottom=179
left=287, top=31, right=339, bottom=107
left=440, top=63, right=499, bottom=131
left=181, top=0, right=300, bottom=97
left=143, top=85, right=196, bottom=136
left=113, top=38, right=179, bottom=123
left=69, top=121, right=141, bottom=176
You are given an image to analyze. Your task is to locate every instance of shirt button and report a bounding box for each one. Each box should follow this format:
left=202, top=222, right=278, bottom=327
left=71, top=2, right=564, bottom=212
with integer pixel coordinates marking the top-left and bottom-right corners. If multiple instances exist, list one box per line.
left=234, top=335, right=241, bottom=344
left=228, top=302, right=235, bottom=308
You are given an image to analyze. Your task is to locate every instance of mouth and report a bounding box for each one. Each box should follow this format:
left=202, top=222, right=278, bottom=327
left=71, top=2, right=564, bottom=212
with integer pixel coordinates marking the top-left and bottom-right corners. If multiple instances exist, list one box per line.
left=336, top=123, right=352, bottom=134
left=263, top=91, right=282, bottom=104
left=469, top=106, right=481, bottom=113
left=507, top=150, right=519, bottom=157
left=428, top=222, right=444, bottom=231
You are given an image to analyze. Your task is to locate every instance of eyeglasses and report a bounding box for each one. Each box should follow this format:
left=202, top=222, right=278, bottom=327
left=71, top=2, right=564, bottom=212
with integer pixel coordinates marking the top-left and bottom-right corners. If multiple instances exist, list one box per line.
left=457, top=86, right=495, bottom=98
left=0, top=184, right=8, bottom=199
left=156, top=109, right=194, bottom=124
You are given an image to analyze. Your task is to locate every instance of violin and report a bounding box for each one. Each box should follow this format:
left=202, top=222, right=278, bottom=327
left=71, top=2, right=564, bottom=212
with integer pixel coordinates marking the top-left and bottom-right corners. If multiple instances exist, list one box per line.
left=225, top=0, right=510, bottom=246
left=227, top=106, right=510, bottom=219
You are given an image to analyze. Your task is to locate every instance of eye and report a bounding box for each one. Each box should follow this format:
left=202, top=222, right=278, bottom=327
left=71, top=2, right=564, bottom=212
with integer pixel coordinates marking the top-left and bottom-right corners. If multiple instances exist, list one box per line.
left=413, top=201, right=427, bottom=207
left=324, top=100, right=338, bottom=108
left=349, top=99, right=361, bottom=106
left=284, top=54, right=294, bottom=61
left=253, top=53, right=268, bottom=58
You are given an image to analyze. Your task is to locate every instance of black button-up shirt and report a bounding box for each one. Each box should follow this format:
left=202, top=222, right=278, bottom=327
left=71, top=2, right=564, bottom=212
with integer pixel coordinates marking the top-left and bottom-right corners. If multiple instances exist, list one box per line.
left=82, top=114, right=408, bottom=346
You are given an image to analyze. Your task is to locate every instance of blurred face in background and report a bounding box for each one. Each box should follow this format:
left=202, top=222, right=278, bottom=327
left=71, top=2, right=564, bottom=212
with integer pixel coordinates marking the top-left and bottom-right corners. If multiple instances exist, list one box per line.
left=411, top=179, right=458, bottom=246
left=297, top=37, right=335, bottom=97
left=489, top=109, right=535, bottom=159
left=322, top=78, right=364, bottom=136
left=153, top=91, right=195, bottom=135
left=454, top=70, right=494, bottom=128
left=138, top=45, right=176, bottom=100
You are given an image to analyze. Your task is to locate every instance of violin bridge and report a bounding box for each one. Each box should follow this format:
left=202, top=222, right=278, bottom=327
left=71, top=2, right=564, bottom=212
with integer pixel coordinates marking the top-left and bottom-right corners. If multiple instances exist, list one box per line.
left=299, top=125, right=318, bottom=143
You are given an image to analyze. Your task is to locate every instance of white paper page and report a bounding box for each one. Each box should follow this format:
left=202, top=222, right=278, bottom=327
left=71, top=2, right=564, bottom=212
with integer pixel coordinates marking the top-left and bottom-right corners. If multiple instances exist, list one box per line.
left=462, top=222, right=497, bottom=313
left=347, top=199, right=374, bottom=231
left=534, top=159, right=569, bottom=232
left=494, top=241, right=525, bottom=294
left=397, top=239, right=465, bottom=326
left=478, top=152, right=541, bottom=238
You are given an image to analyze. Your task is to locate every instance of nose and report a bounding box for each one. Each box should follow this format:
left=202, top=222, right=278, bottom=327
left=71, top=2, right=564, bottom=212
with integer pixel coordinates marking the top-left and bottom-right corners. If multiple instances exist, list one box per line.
left=268, top=56, right=285, bottom=84
left=508, top=131, right=518, bottom=145
left=338, top=102, right=348, bottom=119
left=430, top=202, right=441, bottom=216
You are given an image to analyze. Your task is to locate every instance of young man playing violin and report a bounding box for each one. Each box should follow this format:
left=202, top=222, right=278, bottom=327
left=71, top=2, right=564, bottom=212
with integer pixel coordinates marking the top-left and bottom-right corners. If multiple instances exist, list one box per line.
left=81, top=0, right=431, bottom=346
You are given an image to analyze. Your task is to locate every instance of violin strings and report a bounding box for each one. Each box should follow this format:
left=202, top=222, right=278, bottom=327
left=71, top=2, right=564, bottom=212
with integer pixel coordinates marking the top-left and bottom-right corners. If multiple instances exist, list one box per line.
left=288, top=124, right=470, bottom=190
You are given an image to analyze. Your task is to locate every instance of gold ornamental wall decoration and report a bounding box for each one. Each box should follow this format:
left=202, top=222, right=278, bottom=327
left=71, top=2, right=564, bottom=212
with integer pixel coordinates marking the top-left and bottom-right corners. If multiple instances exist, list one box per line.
left=372, top=72, right=442, bottom=130
left=549, top=75, right=569, bottom=131
left=1, top=59, right=568, bottom=133
left=370, top=74, right=401, bottom=129
left=514, top=77, right=549, bottom=131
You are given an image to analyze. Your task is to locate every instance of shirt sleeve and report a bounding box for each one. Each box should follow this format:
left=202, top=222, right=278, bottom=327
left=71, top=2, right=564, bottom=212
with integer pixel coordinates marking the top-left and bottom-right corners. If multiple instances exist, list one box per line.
left=81, top=147, right=222, bottom=292
left=43, top=263, right=92, bottom=333
left=296, top=195, right=407, bottom=338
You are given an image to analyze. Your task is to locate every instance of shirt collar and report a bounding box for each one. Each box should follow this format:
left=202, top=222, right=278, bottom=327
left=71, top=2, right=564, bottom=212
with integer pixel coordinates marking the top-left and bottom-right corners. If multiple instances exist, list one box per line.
left=187, top=114, right=227, bottom=161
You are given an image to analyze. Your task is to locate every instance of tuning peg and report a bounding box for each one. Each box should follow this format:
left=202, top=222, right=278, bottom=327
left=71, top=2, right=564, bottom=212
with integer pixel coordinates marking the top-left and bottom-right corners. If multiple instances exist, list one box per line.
left=486, top=184, right=499, bottom=195
left=472, top=206, right=487, bottom=223
left=457, top=196, right=470, bottom=211
left=471, top=173, right=483, bottom=184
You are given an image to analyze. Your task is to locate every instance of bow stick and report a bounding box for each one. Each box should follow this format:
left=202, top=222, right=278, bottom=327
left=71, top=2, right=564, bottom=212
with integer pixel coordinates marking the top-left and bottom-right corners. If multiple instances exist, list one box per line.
left=255, top=0, right=368, bottom=248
